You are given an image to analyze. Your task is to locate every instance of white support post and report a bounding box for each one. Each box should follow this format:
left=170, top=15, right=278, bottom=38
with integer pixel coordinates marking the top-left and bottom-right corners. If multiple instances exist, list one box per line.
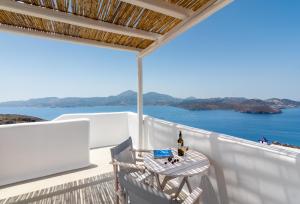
left=137, top=56, right=143, bottom=149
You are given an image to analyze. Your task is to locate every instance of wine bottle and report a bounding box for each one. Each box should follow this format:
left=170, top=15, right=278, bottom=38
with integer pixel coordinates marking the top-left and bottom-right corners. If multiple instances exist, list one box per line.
left=177, top=131, right=184, bottom=156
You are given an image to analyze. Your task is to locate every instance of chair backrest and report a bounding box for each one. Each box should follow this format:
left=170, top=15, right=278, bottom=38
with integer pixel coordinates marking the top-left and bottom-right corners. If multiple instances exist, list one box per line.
left=111, top=137, right=135, bottom=166
left=119, top=174, right=178, bottom=204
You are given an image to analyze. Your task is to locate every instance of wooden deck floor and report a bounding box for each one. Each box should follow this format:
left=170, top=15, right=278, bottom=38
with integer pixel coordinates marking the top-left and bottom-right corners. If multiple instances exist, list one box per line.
left=0, top=146, right=188, bottom=204
left=0, top=172, right=115, bottom=204
left=0, top=172, right=190, bottom=204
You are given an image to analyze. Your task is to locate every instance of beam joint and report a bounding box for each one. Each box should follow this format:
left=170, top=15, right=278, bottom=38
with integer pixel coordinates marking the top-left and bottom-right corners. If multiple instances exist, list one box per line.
left=120, top=0, right=193, bottom=19
left=139, top=0, right=233, bottom=57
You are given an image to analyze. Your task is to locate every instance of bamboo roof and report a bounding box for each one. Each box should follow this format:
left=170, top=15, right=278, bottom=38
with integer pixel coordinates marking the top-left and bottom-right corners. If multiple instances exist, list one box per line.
left=0, top=0, right=232, bottom=56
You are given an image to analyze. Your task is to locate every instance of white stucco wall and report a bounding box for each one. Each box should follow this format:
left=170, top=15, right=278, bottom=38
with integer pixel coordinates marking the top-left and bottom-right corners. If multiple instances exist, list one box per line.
left=54, top=112, right=132, bottom=148
left=0, top=119, right=90, bottom=186
left=127, top=112, right=139, bottom=148
left=143, top=115, right=300, bottom=204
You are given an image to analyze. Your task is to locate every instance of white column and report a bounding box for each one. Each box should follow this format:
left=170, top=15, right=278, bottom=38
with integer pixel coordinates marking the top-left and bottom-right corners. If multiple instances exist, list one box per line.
left=137, top=56, right=143, bottom=149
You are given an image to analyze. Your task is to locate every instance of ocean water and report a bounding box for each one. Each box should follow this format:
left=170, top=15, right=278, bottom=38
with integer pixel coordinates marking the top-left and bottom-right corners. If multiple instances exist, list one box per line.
left=1, top=106, right=300, bottom=146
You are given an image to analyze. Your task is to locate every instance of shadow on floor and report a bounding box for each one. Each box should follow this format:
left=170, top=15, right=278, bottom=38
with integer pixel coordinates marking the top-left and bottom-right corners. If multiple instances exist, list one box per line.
left=0, top=164, right=99, bottom=190
left=0, top=172, right=115, bottom=204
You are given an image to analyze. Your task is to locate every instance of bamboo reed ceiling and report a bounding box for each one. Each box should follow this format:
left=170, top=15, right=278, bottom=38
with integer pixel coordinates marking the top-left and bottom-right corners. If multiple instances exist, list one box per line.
left=0, top=0, right=212, bottom=51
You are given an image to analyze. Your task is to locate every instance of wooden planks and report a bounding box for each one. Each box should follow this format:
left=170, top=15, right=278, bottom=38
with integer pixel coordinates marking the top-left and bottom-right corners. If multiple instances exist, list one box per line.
left=0, top=9, right=153, bottom=49
left=0, top=173, right=115, bottom=204
left=0, top=171, right=190, bottom=204
left=0, top=0, right=224, bottom=53
left=0, top=0, right=161, bottom=40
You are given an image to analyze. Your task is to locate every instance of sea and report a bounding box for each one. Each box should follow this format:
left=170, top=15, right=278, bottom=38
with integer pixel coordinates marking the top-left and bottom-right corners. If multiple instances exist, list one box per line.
left=1, top=106, right=300, bottom=146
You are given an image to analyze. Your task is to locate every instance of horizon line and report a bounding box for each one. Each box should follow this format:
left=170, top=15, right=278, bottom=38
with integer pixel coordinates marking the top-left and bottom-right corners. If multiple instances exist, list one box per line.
left=0, top=90, right=299, bottom=103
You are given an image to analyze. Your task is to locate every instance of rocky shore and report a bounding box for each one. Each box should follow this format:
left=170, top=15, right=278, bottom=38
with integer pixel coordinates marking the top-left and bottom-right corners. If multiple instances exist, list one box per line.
left=272, top=141, right=300, bottom=150
left=0, top=114, right=44, bottom=125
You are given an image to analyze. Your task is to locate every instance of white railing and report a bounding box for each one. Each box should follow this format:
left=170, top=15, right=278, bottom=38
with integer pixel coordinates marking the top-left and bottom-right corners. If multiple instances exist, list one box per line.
left=143, top=115, right=300, bottom=204
left=0, top=119, right=90, bottom=186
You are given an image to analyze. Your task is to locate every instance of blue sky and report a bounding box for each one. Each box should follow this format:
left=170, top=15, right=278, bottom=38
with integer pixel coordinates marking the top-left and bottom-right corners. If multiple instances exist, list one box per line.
left=0, top=0, right=299, bottom=102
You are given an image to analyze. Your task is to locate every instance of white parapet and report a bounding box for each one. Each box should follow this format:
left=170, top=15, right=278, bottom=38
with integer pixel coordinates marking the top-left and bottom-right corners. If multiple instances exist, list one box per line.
left=143, top=115, right=300, bottom=204
left=0, top=119, right=90, bottom=186
left=54, top=112, right=133, bottom=148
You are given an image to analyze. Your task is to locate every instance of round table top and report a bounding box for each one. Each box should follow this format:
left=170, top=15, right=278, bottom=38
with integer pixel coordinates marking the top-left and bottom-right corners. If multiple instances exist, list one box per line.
left=144, top=149, right=210, bottom=177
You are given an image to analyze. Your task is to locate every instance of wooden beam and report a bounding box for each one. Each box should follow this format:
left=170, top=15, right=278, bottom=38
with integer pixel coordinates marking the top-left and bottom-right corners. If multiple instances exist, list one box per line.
left=139, top=0, right=233, bottom=57
left=0, top=0, right=161, bottom=40
left=120, top=0, right=193, bottom=19
left=0, top=24, right=141, bottom=53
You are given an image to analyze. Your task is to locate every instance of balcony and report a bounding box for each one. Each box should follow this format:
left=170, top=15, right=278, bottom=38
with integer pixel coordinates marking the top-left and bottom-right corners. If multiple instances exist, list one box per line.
left=0, top=112, right=299, bottom=204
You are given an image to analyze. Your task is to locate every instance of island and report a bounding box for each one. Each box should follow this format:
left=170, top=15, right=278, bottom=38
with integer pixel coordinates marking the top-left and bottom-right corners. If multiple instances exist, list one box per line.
left=176, top=98, right=285, bottom=114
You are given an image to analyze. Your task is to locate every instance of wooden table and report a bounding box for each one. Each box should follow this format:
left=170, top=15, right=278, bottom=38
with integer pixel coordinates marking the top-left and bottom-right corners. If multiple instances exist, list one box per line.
left=144, top=149, right=210, bottom=198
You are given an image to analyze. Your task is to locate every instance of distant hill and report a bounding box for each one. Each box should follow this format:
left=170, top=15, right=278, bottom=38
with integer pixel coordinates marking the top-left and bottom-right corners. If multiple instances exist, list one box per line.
left=0, top=90, right=180, bottom=107
left=143, top=92, right=181, bottom=105
left=0, top=91, right=299, bottom=114
left=0, top=114, right=44, bottom=125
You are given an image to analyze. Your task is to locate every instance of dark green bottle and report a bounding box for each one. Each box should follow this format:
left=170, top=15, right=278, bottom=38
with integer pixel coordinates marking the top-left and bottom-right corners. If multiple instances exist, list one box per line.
left=177, top=131, right=184, bottom=156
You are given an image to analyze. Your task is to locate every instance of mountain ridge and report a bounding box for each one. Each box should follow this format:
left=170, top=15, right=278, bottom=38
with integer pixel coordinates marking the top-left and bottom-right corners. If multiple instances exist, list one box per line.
left=0, top=90, right=299, bottom=114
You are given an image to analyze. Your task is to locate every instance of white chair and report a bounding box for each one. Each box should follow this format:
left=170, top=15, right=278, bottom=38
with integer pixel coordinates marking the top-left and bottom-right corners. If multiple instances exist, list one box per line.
left=110, top=137, right=151, bottom=204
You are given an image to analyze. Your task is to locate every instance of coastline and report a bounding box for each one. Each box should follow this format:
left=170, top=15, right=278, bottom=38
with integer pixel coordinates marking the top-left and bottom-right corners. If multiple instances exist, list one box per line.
left=0, top=106, right=299, bottom=148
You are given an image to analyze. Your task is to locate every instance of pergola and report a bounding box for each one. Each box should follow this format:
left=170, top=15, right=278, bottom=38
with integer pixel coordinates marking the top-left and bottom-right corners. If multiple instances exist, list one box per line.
left=0, top=0, right=232, bottom=148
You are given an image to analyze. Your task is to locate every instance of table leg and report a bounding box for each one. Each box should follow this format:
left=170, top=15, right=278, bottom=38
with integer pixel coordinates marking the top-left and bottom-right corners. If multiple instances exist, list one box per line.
left=155, top=173, right=162, bottom=190
left=161, top=176, right=174, bottom=190
left=150, top=172, right=155, bottom=187
left=186, top=177, right=193, bottom=193
left=174, top=177, right=187, bottom=198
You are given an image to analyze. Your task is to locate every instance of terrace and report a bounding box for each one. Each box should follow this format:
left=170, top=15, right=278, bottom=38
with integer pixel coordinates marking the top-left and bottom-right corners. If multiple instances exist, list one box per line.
left=0, top=0, right=300, bottom=204
left=1, top=112, right=300, bottom=204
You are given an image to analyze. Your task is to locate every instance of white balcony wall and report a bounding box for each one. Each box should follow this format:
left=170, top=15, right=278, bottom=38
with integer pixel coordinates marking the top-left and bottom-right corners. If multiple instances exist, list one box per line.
left=1, top=111, right=299, bottom=204
left=54, top=112, right=133, bottom=148
left=143, top=116, right=300, bottom=204
left=127, top=112, right=139, bottom=148
left=0, top=119, right=90, bottom=186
